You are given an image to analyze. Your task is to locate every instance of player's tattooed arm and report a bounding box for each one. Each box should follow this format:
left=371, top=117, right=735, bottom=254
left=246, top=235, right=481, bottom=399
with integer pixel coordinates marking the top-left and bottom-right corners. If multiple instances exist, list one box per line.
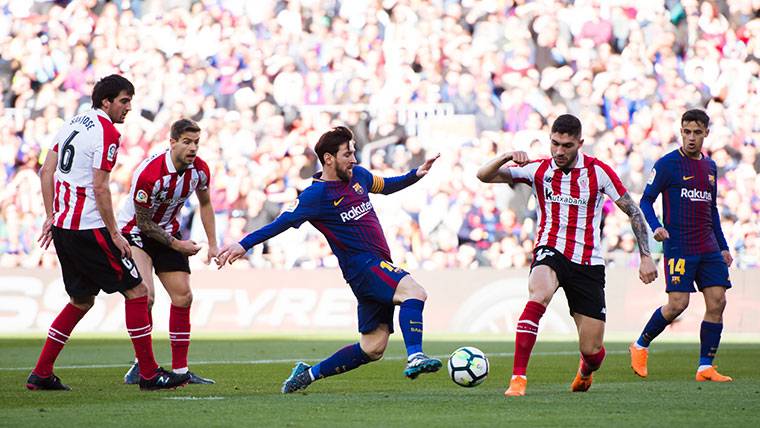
left=134, top=204, right=175, bottom=248
left=615, top=193, right=651, bottom=257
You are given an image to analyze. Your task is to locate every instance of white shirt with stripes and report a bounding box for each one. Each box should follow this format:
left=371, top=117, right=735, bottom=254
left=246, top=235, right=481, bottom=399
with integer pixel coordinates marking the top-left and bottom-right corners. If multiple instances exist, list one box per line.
left=118, top=150, right=210, bottom=236
left=50, top=109, right=122, bottom=230
left=509, top=151, right=627, bottom=266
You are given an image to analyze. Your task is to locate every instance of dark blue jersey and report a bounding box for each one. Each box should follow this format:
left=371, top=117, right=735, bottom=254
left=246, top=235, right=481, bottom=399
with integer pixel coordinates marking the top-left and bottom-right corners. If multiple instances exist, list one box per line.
left=239, top=166, right=420, bottom=282
left=640, top=148, right=728, bottom=256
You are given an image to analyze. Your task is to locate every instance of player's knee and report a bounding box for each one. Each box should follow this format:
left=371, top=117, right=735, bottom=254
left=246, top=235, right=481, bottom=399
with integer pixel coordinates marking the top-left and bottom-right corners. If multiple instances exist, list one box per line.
left=70, top=296, right=95, bottom=312
left=362, top=345, right=385, bottom=361
left=410, top=284, right=427, bottom=302
left=171, top=290, right=193, bottom=308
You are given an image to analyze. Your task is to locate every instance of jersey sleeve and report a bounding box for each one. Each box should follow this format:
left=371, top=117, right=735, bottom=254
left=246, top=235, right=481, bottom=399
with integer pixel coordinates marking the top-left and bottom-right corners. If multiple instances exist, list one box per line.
left=507, top=161, right=539, bottom=186
left=709, top=162, right=729, bottom=251
left=196, top=158, right=211, bottom=191
left=132, top=169, right=157, bottom=209
left=596, top=160, right=627, bottom=201
left=639, top=157, right=671, bottom=231
left=92, top=118, right=121, bottom=172
left=238, top=188, right=320, bottom=250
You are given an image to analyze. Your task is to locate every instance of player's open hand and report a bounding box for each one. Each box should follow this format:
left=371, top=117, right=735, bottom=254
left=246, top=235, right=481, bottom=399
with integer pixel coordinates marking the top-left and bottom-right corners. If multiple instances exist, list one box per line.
left=653, top=227, right=669, bottom=242
left=639, top=255, right=658, bottom=284
left=416, top=154, right=440, bottom=177
left=174, top=239, right=202, bottom=256
left=38, top=216, right=54, bottom=250
left=205, top=243, right=219, bottom=265
left=509, top=151, right=530, bottom=166
left=721, top=250, right=733, bottom=268
left=216, top=243, right=246, bottom=269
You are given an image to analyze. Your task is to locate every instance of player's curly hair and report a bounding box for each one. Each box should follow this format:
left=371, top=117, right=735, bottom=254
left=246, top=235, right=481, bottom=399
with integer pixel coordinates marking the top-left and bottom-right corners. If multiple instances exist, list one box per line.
left=551, top=114, right=582, bottom=139
left=91, top=74, right=134, bottom=108
left=681, top=109, right=710, bottom=128
left=315, top=126, right=354, bottom=164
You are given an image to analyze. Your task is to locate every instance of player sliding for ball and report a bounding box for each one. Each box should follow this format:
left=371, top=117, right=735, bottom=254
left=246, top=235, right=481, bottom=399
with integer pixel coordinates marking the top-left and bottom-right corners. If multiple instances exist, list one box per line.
left=217, top=126, right=443, bottom=393
left=478, top=114, right=658, bottom=396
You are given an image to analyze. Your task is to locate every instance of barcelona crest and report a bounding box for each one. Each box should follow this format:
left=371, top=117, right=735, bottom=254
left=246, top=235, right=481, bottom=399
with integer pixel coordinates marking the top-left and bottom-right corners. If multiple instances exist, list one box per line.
left=353, top=182, right=364, bottom=194
left=708, top=174, right=715, bottom=186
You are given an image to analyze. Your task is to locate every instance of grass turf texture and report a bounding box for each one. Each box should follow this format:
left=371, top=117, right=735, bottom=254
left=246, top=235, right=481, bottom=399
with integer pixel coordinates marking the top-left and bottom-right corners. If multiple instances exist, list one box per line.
left=1, top=338, right=758, bottom=427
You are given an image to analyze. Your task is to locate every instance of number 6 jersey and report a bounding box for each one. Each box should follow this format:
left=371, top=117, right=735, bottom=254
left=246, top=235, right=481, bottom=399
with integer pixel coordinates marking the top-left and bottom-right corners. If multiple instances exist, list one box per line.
left=49, top=108, right=122, bottom=230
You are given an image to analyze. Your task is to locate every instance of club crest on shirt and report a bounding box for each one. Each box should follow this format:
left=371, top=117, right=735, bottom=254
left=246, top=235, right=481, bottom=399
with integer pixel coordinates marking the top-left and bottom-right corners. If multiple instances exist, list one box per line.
left=708, top=174, right=715, bottom=186
left=135, top=189, right=149, bottom=203
left=647, top=168, right=656, bottom=185
left=107, top=144, right=117, bottom=162
left=190, top=176, right=199, bottom=189
left=353, top=182, right=364, bottom=194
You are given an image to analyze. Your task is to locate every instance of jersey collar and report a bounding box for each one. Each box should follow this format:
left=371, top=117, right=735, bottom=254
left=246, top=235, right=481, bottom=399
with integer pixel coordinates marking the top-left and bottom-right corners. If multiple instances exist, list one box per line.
left=95, top=108, right=113, bottom=123
left=550, top=151, right=585, bottom=170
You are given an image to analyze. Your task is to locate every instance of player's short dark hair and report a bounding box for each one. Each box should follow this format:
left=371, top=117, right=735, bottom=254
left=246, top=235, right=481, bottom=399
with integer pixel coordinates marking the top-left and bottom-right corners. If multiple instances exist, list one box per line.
left=170, top=118, right=201, bottom=140
left=91, top=74, right=135, bottom=108
left=314, top=126, right=354, bottom=164
left=551, top=114, right=582, bottom=139
left=681, top=109, right=710, bottom=128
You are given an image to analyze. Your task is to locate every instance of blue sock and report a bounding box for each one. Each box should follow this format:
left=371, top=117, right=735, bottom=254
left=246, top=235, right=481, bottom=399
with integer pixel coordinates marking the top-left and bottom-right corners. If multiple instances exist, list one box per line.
left=636, top=307, right=670, bottom=348
left=310, top=343, right=370, bottom=380
left=699, top=321, right=723, bottom=367
left=399, top=299, right=425, bottom=357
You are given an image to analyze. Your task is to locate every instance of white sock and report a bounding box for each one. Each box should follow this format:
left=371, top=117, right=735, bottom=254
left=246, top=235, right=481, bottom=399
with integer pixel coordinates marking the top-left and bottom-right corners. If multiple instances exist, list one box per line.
left=407, top=352, right=423, bottom=362
left=633, top=343, right=648, bottom=350
left=173, top=367, right=189, bottom=374
left=511, top=375, right=527, bottom=380
left=697, top=365, right=712, bottom=372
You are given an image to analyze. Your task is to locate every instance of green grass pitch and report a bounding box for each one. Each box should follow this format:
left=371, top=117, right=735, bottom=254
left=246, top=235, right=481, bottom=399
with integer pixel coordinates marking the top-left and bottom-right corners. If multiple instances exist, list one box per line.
left=1, top=337, right=758, bottom=427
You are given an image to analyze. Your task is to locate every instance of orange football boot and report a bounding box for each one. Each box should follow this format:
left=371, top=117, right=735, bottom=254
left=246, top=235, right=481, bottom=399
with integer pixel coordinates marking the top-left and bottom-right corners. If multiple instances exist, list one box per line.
left=695, top=366, right=733, bottom=382
left=629, top=343, right=648, bottom=378
left=570, top=360, right=593, bottom=392
left=504, top=376, right=527, bottom=397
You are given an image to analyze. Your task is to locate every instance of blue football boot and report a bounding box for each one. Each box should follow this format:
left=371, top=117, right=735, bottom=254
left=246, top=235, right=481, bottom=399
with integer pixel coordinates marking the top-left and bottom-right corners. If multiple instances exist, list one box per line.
left=404, top=353, right=442, bottom=379
left=281, top=362, right=313, bottom=394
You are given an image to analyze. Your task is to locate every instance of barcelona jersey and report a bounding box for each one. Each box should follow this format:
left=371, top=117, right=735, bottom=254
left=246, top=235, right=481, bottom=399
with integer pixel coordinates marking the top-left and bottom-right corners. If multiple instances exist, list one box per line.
left=640, top=148, right=729, bottom=257
left=239, top=166, right=420, bottom=282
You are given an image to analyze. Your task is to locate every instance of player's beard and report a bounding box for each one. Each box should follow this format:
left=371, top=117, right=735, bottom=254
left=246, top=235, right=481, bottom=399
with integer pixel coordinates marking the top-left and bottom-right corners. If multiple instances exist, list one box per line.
left=337, top=164, right=353, bottom=182
left=554, top=152, right=576, bottom=171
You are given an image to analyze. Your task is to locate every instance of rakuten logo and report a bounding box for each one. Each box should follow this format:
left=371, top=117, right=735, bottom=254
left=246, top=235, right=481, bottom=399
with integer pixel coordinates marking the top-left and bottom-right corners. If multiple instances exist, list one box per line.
left=680, top=188, right=711, bottom=202
left=340, top=201, right=373, bottom=222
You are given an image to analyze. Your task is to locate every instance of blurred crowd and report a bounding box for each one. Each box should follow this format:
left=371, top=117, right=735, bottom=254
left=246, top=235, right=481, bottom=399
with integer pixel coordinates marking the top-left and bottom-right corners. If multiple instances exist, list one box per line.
left=1, top=0, right=758, bottom=271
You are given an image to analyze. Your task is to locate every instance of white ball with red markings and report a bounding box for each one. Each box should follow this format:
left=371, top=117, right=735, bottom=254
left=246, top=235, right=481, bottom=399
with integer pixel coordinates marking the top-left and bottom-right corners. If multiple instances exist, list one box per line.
left=447, top=346, right=489, bottom=387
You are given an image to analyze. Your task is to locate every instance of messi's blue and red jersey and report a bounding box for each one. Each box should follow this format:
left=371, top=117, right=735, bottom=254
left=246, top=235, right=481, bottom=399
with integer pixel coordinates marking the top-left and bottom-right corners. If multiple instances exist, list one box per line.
left=639, top=148, right=728, bottom=256
left=239, top=166, right=419, bottom=282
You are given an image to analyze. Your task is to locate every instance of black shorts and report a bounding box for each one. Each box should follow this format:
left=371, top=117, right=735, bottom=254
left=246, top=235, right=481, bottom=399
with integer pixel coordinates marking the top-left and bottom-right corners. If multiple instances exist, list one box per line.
left=530, top=245, right=607, bottom=321
left=52, top=226, right=142, bottom=297
left=124, top=232, right=190, bottom=274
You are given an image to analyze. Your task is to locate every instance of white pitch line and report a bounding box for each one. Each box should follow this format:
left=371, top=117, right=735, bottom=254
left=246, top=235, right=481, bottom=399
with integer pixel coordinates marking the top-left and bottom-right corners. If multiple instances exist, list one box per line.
left=0, top=350, right=629, bottom=372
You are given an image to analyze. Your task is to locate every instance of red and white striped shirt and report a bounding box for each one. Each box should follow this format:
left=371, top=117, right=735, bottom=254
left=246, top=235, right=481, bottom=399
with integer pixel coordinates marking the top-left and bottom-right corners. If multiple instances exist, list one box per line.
left=510, top=151, right=627, bottom=265
left=51, top=109, right=122, bottom=230
left=118, top=150, right=210, bottom=235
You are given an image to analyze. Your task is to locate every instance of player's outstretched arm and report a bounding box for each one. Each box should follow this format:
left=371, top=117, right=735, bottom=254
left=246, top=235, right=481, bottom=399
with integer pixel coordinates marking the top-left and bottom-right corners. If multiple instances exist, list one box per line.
left=369, top=154, right=439, bottom=195
left=135, top=204, right=201, bottom=256
left=196, top=187, right=219, bottom=264
left=38, top=151, right=58, bottom=250
left=476, top=151, right=529, bottom=184
left=616, top=193, right=657, bottom=284
left=216, top=242, right=246, bottom=268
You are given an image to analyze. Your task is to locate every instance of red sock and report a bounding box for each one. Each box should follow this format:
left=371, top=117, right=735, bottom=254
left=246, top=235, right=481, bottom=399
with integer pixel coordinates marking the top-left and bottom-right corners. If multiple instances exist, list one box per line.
left=125, top=296, right=159, bottom=378
left=580, top=346, right=606, bottom=376
left=169, top=304, right=191, bottom=371
left=513, top=301, right=546, bottom=376
left=33, top=303, right=87, bottom=378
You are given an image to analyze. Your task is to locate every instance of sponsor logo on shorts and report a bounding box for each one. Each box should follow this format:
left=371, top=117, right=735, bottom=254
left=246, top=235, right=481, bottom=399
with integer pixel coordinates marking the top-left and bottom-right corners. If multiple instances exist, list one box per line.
left=535, top=248, right=555, bottom=261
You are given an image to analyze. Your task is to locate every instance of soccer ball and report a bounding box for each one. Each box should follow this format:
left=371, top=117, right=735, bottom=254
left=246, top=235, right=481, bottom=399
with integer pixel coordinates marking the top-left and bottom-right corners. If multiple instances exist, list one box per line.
left=447, top=346, right=489, bottom=387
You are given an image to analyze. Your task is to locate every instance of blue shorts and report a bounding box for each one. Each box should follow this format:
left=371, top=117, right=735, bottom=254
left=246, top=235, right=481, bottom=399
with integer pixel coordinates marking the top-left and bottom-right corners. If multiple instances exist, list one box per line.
left=349, top=258, right=409, bottom=334
left=664, top=251, right=731, bottom=293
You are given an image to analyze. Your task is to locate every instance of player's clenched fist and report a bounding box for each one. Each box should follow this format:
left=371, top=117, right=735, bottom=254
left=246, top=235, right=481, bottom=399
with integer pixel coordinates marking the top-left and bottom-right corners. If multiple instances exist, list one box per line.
left=638, top=255, right=658, bottom=284
left=652, top=227, right=670, bottom=242
left=216, top=242, right=246, bottom=268
left=510, top=151, right=530, bottom=166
